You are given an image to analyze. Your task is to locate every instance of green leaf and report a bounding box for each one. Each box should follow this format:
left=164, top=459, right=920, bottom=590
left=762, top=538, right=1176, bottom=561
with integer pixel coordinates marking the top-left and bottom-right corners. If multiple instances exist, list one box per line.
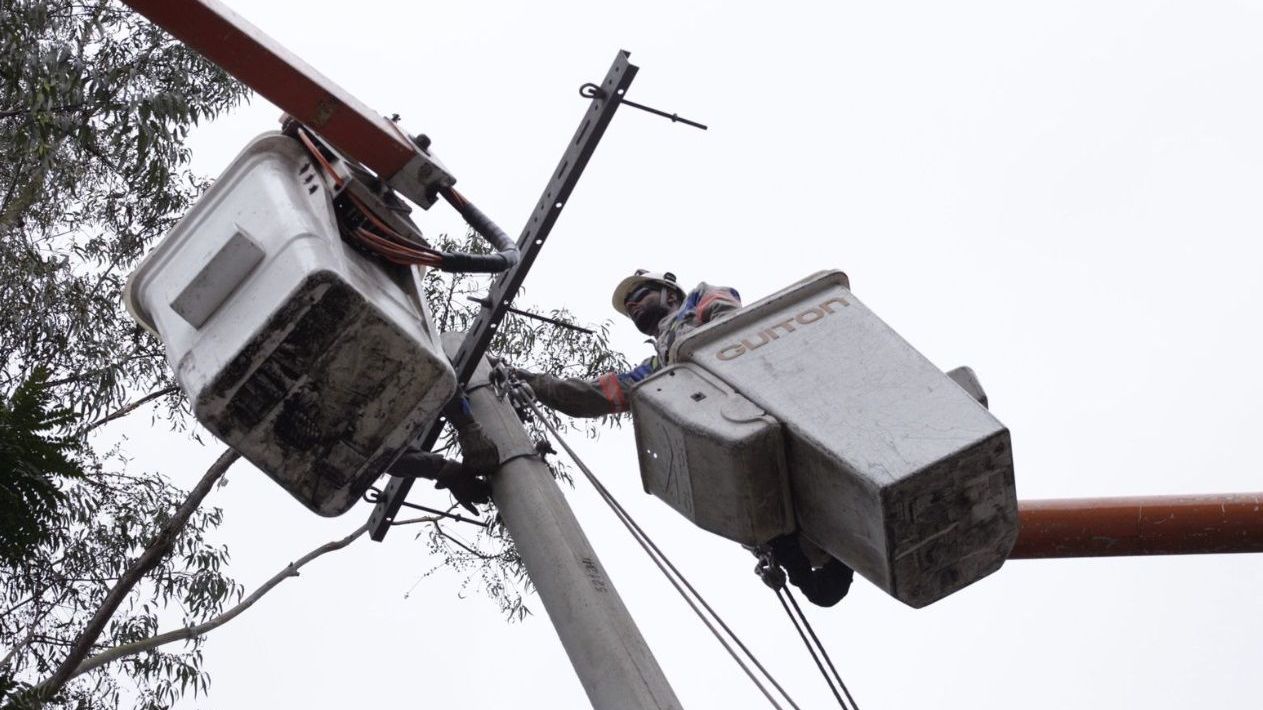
left=0, top=367, right=85, bottom=564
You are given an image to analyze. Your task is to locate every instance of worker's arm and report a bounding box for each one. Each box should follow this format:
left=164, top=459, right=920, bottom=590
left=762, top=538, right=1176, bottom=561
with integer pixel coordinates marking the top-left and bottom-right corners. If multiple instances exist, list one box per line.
left=514, top=284, right=740, bottom=417
left=386, top=393, right=497, bottom=512
left=443, top=393, right=500, bottom=473
left=517, top=357, right=658, bottom=418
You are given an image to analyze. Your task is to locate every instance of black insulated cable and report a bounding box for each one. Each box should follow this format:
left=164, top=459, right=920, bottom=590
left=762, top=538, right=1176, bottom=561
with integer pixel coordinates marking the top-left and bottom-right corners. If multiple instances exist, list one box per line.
left=776, top=588, right=848, bottom=709
left=783, top=589, right=861, bottom=710
left=437, top=186, right=521, bottom=273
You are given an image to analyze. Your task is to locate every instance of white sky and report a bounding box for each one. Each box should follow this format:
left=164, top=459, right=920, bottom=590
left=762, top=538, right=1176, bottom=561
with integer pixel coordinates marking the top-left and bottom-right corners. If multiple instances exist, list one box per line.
left=103, top=1, right=1263, bottom=707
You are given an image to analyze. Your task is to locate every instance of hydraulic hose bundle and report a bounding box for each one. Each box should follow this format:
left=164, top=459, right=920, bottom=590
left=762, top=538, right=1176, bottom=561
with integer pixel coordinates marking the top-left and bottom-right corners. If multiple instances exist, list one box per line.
left=292, top=124, right=519, bottom=274
left=435, top=186, right=520, bottom=273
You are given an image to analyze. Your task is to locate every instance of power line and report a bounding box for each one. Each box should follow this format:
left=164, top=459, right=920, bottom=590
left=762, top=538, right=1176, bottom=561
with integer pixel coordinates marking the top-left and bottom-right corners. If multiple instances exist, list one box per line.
left=515, top=390, right=800, bottom=709
left=774, top=587, right=845, bottom=707
left=772, top=586, right=860, bottom=709
left=783, top=588, right=861, bottom=710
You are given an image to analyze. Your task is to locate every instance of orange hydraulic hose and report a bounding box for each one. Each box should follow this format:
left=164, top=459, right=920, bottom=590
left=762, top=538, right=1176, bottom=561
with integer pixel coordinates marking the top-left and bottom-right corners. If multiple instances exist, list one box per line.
left=296, top=128, right=344, bottom=189
left=353, top=228, right=440, bottom=266
left=345, top=191, right=434, bottom=252
left=295, top=127, right=441, bottom=266
left=1010, top=493, right=1263, bottom=558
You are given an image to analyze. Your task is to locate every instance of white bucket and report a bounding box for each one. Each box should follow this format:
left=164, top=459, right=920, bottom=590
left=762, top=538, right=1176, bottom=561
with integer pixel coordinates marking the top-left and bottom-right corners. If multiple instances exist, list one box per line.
left=632, top=362, right=795, bottom=546
left=668, top=271, right=1018, bottom=607
left=125, top=132, right=455, bottom=516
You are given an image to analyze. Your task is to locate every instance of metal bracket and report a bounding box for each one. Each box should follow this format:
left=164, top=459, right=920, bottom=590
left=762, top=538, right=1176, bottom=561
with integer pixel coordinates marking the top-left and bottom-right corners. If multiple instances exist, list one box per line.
left=384, top=140, right=456, bottom=209
left=497, top=447, right=544, bottom=467
left=579, top=83, right=707, bottom=130
left=368, top=50, right=639, bottom=540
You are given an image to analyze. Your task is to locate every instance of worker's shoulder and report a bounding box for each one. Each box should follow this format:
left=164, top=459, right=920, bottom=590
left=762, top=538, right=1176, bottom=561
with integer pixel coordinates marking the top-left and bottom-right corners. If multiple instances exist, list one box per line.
left=686, top=281, right=739, bottom=295
left=686, top=282, right=741, bottom=305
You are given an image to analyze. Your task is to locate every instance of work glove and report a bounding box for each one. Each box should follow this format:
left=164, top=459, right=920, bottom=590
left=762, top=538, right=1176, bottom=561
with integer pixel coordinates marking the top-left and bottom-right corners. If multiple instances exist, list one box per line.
left=456, top=420, right=500, bottom=476
left=753, top=550, right=787, bottom=591
left=487, top=355, right=533, bottom=386
left=799, top=559, right=853, bottom=607
left=434, top=467, right=493, bottom=514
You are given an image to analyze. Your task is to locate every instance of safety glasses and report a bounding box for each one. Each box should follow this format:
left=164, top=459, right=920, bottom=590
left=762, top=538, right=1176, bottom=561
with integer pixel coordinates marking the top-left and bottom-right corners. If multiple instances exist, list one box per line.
left=624, top=285, right=656, bottom=308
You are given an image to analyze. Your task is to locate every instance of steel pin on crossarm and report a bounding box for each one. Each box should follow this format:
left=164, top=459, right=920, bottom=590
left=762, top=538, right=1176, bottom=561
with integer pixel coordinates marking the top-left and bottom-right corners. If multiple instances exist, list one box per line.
left=579, top=82, right=708, bottom=130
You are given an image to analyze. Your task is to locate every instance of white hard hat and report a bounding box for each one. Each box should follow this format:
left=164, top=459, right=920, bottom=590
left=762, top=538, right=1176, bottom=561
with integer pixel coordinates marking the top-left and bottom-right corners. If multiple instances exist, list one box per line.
left=611, top=270, right=684, bottom=317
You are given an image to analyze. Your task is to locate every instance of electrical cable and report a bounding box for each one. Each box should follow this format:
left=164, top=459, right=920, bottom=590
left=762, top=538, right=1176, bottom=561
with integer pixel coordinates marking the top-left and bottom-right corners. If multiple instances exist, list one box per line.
left=296, top=126, right=442, bottom=266
left=295, top=126, right=344, bottom=189
left=783, top=588, right=861, bottom=710
left=295, top=126, right=446, bottom=267
left=436, top=186, right=520, bottom=273
left=774, top=587, right=849, bottom=709
left=293, top=124, right=519, bottom=273
left=511, top=389, right=801, bottom=710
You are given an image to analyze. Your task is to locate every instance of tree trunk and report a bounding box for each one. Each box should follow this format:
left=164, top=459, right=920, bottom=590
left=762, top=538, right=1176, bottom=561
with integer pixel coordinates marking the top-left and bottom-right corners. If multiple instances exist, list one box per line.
left=17, top=447, right=239, bottom=707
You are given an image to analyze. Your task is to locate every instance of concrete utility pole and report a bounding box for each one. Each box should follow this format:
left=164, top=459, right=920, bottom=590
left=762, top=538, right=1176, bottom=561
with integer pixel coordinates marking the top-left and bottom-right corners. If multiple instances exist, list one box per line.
left=454, top=338, right=681, bottom=709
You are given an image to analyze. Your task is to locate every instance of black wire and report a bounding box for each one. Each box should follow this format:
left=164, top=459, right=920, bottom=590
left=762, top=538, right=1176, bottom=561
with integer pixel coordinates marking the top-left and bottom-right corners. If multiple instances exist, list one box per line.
left=548, top=424, right=790, bottom=708
left=618, top=505, right=790, bottom=710
left=521, top=395, right=800, bottom=710
left=775, top=587, right=848, bottom=709
left=464, top=296, right=596, bottom=335
left=784, top=589, right=861, bottom=710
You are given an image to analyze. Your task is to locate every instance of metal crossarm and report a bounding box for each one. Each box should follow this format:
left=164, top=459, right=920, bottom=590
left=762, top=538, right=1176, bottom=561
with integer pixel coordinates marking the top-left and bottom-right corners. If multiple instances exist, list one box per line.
left=368, top=50, right=639, bottom=540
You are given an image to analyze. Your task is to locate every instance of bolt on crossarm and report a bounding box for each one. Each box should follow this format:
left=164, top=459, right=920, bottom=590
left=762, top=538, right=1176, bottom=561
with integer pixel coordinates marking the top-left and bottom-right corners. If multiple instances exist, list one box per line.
left=1010, top=493, right=1263, bottom=559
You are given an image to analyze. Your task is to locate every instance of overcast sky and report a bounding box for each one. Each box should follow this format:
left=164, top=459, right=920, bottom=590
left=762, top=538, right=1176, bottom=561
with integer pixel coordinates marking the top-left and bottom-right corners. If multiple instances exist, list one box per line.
left=104, top=1, right=1263, bottom=707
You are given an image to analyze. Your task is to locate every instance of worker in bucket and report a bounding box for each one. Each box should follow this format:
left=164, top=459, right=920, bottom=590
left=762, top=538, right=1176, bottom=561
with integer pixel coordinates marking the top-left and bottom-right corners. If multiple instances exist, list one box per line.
left=504, top=270, right=739, bottom=416
left=502, top=269, right=854, bottom=607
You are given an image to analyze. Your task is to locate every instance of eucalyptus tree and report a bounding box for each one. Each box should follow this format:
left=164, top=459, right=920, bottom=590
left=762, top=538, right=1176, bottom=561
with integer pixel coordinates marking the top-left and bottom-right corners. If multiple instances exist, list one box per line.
left=1, top=2, right=627, bottom=706
left=2, top=1, right=250, bottom=705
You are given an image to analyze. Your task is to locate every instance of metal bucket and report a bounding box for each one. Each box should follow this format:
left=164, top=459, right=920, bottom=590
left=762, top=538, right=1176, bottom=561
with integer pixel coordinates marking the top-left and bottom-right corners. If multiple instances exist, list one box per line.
left=671, top=270, right=1017, bottom=607
left=632, top=363, right=795, bottom=546
left=125, top=132, right=455, bottom=516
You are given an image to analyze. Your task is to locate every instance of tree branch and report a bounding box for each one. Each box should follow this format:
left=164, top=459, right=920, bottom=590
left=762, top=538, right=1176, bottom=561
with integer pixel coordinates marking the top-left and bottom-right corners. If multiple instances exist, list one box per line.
left=1, top=624, right=41, bottom=672
left=63, top=523, right=369, bottom=681
left=0, top=589, right=70, bottom=672
left=436, top=527, right=502, bottom=561
left=18, top=447, right=239, bottom=706
left=0, top=155, right=30, bottom=223
left=41, top=354, right=159, bottom=388
left=79, top=385, right=179, bottom=435
left=0, top=105, right=89, bottom=120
